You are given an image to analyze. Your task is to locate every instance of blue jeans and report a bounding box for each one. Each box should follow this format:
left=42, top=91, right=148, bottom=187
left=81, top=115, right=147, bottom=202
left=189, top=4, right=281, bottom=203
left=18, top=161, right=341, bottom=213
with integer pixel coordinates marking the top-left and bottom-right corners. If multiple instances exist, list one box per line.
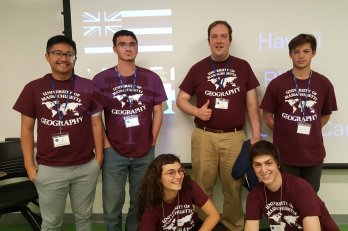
left=102, top=146, right=155, bottom=231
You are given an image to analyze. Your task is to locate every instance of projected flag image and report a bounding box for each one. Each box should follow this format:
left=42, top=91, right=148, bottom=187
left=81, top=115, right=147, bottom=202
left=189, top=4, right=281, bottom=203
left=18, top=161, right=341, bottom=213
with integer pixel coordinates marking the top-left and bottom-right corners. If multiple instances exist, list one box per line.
left=82, top=10, right=173, bottom=54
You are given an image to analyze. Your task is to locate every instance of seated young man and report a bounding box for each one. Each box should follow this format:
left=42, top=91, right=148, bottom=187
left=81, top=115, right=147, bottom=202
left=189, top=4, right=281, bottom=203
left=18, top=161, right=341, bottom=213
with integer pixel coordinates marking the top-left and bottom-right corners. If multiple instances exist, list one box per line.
left=244, top=140, right=339, bottom=231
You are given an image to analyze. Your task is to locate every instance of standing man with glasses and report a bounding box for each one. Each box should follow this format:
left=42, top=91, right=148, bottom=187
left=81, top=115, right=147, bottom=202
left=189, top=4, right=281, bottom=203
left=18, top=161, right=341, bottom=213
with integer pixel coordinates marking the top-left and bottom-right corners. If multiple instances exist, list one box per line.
left=176, top=20, right=261, bottom=230
left=13, top=35, right=104, bottom=231
left=93, top=30, right=167, bottom=231
left=260, top=34, right=337, bottom=192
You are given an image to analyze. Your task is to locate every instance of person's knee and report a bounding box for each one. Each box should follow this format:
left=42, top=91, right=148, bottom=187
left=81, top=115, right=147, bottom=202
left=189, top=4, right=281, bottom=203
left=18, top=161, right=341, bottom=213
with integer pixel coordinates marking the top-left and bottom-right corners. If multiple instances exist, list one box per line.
left=41, top=214, right=64, bottom=231
left=74, top=208, right=93, bottom=222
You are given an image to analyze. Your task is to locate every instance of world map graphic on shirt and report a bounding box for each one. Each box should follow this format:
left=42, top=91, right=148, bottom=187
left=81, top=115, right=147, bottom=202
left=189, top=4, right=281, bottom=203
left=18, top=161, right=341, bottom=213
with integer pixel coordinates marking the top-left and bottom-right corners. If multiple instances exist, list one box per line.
left=41, top=90, right=83, bottom=126
left=162, top=204, right=195, bottom=231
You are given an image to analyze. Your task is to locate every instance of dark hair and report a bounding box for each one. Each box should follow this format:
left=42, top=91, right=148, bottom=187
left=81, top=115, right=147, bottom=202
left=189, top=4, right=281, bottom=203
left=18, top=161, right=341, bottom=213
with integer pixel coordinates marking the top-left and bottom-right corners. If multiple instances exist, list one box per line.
left=137, top=154, right=191, bottom=220
left=208, top=20, right=232, bottom=41
left=248, top=140, right=280, bottom=164
left=46, top=35, right=76, bottom=54
left=112, top=30, right=138, bottom=46
left=288, top=34, right=317, bottom=53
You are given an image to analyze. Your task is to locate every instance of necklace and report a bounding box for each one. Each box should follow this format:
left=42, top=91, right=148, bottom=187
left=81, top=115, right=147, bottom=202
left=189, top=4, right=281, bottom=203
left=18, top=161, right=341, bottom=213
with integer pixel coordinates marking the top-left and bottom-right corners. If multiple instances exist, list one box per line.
left=162, top=192, right=181, bottom=230
left=264, top=183, right=283, bottom=225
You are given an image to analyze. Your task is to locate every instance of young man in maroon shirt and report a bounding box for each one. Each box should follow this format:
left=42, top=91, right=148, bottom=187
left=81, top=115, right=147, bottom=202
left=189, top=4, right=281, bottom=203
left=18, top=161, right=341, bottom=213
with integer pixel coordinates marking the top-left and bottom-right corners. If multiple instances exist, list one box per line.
left=13, top=35, right=104, bottom=231
left=245, top=140, right=339, bottom=231
left=177, top=20, right=261, bottom=230
left=260, top=34, right=337, bottom=192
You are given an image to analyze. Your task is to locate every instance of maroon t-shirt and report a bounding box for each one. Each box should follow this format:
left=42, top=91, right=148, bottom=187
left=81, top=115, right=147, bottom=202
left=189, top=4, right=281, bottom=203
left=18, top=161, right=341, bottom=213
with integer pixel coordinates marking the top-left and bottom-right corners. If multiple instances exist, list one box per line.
left=179, top=55, right=259, bottom=130
left=93, top=66, right=167, bottom=158
left=246, top=173, right=339, bottom=231
left=260, top=70, right=337, bottom=166
left=139, top=180, right=208, bottom=231
left=13, top=74, right=104, bottom=166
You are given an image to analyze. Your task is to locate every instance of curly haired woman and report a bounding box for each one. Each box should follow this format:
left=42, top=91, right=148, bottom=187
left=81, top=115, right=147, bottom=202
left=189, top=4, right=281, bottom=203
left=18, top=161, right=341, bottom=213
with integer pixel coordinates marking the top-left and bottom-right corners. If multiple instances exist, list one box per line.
left=137, top=154, right=224, bottom=231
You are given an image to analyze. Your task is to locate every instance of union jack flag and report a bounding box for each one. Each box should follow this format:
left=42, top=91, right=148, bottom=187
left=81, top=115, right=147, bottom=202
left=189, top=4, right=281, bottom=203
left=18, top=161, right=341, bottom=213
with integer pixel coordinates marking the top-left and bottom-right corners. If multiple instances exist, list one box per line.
left=82, top=9, right=173, bottom=54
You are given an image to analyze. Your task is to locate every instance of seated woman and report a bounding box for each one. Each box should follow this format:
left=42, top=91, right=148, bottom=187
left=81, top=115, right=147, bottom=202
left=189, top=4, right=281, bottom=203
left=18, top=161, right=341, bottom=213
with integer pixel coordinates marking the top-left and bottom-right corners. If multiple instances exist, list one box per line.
left=137, top=154, right=221, bottom=231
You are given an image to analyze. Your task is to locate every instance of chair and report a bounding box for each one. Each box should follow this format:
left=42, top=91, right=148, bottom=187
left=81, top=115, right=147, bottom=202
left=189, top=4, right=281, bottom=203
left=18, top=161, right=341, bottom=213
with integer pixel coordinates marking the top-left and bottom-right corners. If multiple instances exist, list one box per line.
left=4, top=137, right=21, bottom=142
left=0, top=140, right=41, bottom=231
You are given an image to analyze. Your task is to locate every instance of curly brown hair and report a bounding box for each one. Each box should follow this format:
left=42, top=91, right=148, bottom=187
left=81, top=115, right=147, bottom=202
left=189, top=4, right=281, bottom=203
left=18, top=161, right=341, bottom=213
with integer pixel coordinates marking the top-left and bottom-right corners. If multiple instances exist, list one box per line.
left=137, top=154, right=191, bottom=220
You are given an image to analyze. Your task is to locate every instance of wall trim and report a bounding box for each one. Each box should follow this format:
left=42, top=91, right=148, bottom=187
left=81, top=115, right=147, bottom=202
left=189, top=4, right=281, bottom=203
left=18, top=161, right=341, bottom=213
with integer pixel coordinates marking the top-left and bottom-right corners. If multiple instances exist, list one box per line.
left=2, top=213, right=347, bottom=225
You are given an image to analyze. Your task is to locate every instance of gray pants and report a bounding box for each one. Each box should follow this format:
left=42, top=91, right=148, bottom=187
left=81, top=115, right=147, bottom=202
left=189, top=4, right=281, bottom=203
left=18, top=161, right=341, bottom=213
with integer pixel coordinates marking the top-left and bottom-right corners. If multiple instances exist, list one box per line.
left=35, top=159, right=100, bottom=231
left=281, top=163, right=323, bottom=192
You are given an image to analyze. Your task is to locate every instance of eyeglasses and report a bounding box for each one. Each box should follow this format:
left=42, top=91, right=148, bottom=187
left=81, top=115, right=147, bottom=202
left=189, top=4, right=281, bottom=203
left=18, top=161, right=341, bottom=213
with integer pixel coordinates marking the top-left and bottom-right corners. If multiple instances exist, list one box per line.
left=48, top=50, right=76, bottom=60
left=116, top=42, right=137, bottom=49
left=162, top=168, right=185, bottom=178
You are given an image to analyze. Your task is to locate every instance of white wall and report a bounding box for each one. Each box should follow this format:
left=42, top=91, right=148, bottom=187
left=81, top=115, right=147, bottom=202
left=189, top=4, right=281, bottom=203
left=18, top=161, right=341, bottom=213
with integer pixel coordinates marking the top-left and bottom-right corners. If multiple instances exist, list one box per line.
left=0, top=0, right=63, bottom=141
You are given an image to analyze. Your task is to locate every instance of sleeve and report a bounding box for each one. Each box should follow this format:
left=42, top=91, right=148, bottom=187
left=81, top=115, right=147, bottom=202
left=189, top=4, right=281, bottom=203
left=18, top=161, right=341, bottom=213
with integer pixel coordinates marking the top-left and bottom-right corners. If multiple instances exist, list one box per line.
left=139, top=210, right=159, bottom=231
left=245, top=188, right=264, bottom=220
left=153, top=73, right=168, bottom=105
left=12, top=83, right=36, bottom=118
left=244, top=61, right=260, bottom=91
left=293, top=179, right=321, bottom=218
left=260, top=79, right=278, bottom=113
left=321, top=79, right=337, bottom=115
left=191, top=180, right=209, bottom=207
left=92, top=71, right=108, bottom=97
left=90, top=81, right=105, bottom=115
left=178, top=65, right=197, bottom=96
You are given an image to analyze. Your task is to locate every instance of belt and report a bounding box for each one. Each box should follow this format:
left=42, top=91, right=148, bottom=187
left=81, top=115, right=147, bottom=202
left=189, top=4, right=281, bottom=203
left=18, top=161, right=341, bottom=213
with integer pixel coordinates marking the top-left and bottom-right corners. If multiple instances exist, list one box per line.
left=195, top=124, right=243, bottom=133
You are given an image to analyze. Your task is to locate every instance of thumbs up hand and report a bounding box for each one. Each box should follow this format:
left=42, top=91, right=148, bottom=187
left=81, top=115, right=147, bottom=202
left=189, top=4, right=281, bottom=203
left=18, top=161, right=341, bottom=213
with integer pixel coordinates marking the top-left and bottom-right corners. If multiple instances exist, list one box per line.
left=196, top=99, right=212, bottom=121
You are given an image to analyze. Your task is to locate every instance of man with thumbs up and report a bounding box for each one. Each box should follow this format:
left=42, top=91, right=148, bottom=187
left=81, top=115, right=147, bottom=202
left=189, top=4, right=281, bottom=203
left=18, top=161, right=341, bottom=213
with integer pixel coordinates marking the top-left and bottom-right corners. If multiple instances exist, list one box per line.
left=176, top=20, right=261, bottom=231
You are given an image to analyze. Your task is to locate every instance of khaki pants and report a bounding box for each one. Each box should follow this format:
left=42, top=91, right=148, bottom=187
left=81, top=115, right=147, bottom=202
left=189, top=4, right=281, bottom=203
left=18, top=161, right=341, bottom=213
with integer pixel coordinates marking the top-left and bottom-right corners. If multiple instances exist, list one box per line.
left=191, top=128, right=245, bottom=231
